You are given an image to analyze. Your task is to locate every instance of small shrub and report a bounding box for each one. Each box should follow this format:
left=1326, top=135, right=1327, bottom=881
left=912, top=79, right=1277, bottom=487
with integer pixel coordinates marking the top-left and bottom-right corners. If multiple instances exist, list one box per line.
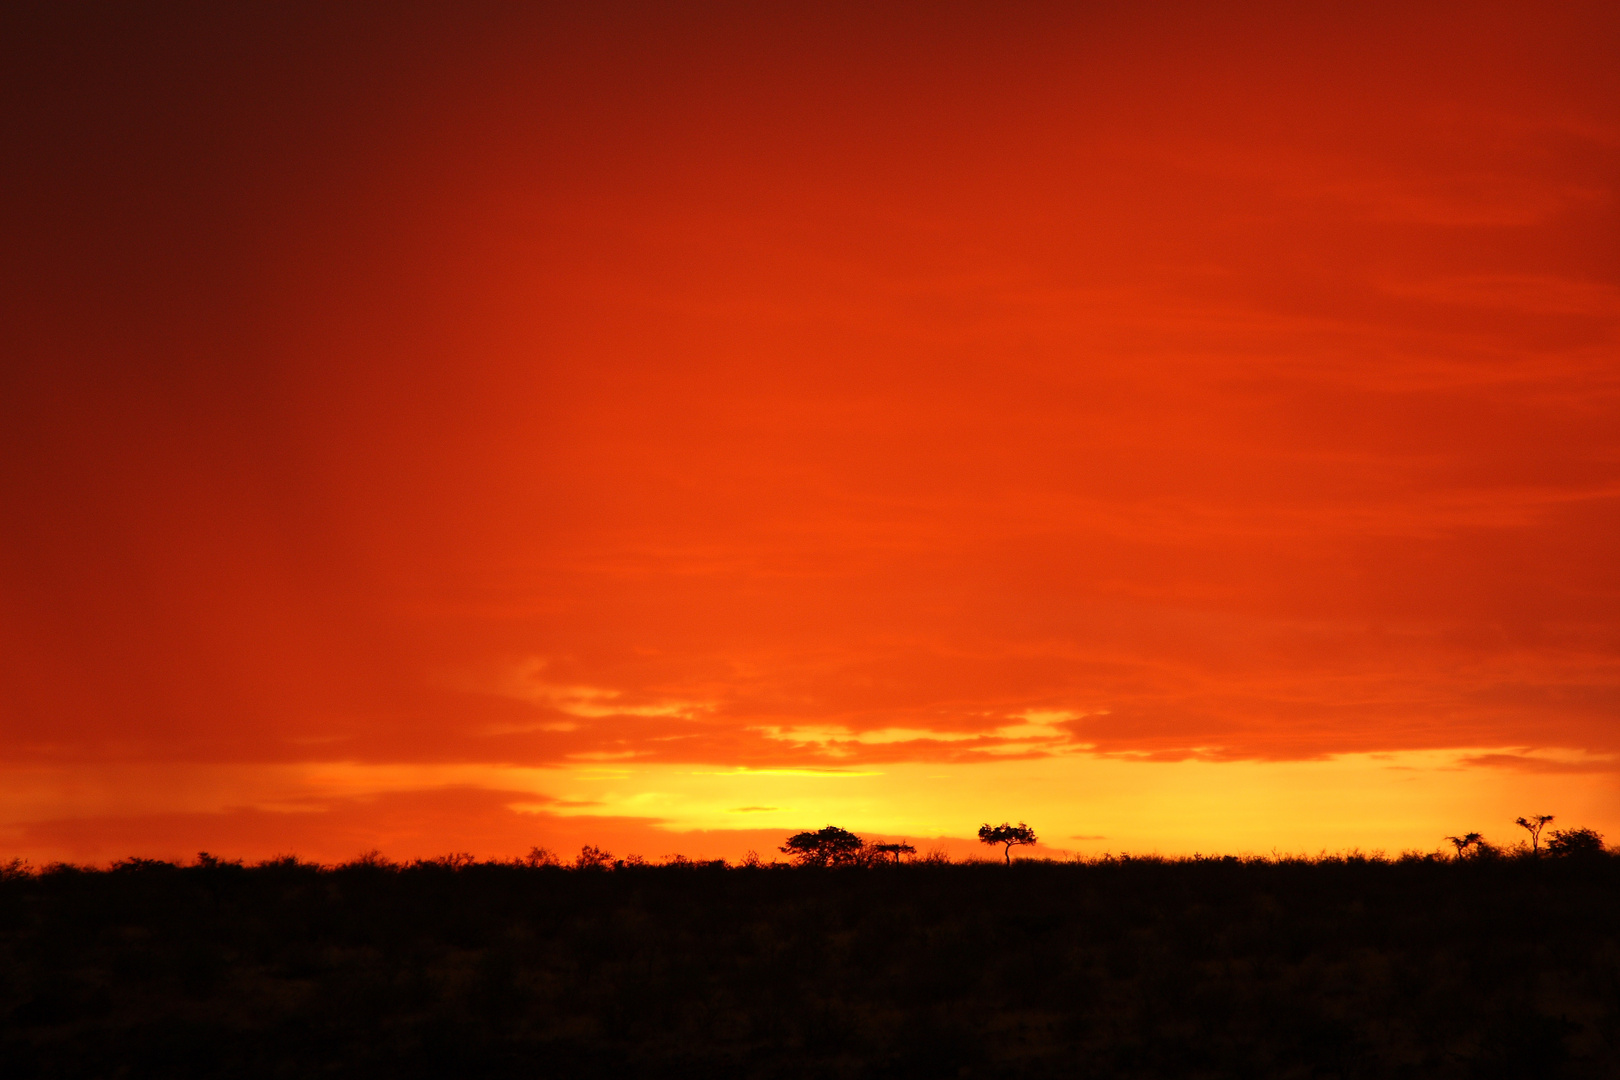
left=110, top=857, right=178, bottom=873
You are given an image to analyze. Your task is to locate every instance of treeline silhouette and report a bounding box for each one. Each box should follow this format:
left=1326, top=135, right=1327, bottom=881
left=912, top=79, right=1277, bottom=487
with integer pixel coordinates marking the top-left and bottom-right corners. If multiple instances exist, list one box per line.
left=3, top=840, right=1618, bottom=1078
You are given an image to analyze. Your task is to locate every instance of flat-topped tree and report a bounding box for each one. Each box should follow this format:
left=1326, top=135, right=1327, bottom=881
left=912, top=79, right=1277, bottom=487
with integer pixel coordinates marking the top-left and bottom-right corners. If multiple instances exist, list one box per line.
left=780, top=826, right=865, bottom=867
left=871, top=842, right=916, bottom=865
left=978, top=822, right=1037, bottom=865
left=1444, top=832, right=1482, bottom=860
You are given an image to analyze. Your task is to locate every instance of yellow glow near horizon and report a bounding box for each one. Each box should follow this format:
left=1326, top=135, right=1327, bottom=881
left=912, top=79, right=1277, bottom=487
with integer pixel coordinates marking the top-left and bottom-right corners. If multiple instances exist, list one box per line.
left=3, top=750, right=1615, bottom=865
left=535, top=750, right=1619, bottom=856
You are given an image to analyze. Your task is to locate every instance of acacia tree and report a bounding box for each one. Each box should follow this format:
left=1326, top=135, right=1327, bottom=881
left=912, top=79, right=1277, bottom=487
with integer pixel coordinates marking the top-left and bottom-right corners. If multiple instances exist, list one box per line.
left=978, top=822, right=1037, bottom=865
left=871, top=842, right=916, bottom=865
left=1514, top=814, right=1554, bottom=855
left=780, top=826, right=865, bottom=867
left=1444, top=832, right=1482, bottom=860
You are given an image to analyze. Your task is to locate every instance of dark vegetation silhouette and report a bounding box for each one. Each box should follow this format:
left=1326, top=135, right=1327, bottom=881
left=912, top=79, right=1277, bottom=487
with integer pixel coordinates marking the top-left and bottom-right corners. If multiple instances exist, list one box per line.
left=978, top=821, right=1037, bottom=864
left=1516, top=813, right=1555, bottom=854
left=870, top=842, right=915, bottom=865
left=1, top=825, right=1616, bottom=1078
left=574, top=844, right=613, bottom=870
left=1445, top=831, right=1483, bottom=859
left=1547, top=827, right=1606, bottom=858
left=779, top=825, right=865, bottom=867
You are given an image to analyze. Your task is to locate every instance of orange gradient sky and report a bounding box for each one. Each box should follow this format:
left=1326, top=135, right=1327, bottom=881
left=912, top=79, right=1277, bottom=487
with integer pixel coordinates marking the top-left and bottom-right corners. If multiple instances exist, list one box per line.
left=3, top=2, right=1618, bottom=864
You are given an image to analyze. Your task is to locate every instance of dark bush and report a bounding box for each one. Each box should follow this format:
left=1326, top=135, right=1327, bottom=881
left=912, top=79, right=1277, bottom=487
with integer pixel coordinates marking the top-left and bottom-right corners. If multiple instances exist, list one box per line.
left=1547, top=827, right=1606, bottom=858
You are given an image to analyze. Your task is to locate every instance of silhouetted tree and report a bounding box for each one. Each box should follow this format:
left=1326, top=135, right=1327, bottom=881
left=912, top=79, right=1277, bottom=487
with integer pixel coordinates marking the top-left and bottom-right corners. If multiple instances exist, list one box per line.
left=1444, top=832, right=1482, bottom=860
left=871, top=842, right=916, bottom=865
left=780, top=826, right=865, bottom=867
left=521, top=846, right=559, bottom=868
left=978, top=822, right=1037, bottom=865
left=1546, top=827, right=1605, bottom=858
left=575, top=845, right=613, bottom=870
left=1514, top=814, right=1554, bottom=855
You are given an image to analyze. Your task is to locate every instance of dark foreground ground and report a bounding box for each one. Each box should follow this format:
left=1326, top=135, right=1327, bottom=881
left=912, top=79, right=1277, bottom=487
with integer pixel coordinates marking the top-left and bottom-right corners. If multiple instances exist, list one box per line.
left=3, top=854, right=1618, bottom=1078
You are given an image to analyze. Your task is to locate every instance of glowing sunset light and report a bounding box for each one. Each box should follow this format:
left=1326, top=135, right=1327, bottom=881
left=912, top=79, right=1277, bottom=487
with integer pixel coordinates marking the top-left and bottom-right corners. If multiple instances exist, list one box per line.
left=2, top=3, right=1618, bottom=866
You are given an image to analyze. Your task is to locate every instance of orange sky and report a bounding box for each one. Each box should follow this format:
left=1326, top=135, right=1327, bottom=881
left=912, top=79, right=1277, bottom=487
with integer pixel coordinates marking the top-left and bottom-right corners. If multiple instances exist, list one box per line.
left=3, top=2, right=1618, bottom=864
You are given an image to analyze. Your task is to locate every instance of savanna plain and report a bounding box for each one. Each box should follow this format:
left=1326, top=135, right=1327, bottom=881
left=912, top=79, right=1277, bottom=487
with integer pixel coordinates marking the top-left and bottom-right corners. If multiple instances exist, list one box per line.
left=3, top=841, right=1618, bottom=1079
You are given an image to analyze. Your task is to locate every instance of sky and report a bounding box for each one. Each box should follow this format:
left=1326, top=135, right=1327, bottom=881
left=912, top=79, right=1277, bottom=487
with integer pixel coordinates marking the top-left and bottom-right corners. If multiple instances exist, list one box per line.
left=3, top=1, right=1618, bottom=865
